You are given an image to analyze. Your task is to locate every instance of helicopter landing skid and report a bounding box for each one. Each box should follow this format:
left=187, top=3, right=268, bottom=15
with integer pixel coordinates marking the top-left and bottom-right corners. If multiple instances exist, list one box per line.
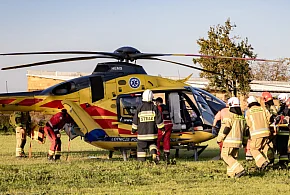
left=173, top=144, right=208, bottom=161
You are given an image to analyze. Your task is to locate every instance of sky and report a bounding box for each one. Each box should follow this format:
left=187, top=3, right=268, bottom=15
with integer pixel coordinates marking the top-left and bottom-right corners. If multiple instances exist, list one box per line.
left=0, top=0, right=289, bottom=93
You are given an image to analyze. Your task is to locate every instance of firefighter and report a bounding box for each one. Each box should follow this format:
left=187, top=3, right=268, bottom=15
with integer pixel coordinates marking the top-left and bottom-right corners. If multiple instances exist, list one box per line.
left=260, top=92, right=277, bottom=164
left=272, top=96, right=290, bottom=168
left=44, top=109, right=73, bottom=161
left=132, top=89, right=164, bottom=163
left=277, top=93, right=289, bottom=115
left=212, top=100, right=229, bottom=160
left=10, top=111, right=31, bottom=158
left=155, top=97, right=173, bottom=164
left=245, top=96, right=271, bottom=171
left=217, top=97, right=247, bottom=178
left=261, top=92, right=278, bottom=117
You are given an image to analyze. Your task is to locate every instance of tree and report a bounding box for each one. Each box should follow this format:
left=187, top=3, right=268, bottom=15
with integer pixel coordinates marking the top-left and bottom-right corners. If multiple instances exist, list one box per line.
left=193, top=18, right=256, bottom=96
left=251, top=58, right=290, bottom=81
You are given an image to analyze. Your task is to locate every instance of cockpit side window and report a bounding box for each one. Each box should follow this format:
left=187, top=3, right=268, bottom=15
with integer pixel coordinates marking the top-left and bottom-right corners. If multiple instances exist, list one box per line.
left=117, top=95, right=142, bottom=124
left=52, top=82, right=77, bottom=95
left=192, top=88, right=226, bottom=115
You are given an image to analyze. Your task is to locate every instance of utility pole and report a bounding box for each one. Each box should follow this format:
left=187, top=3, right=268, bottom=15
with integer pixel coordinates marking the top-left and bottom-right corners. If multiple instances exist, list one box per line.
left=5, top=81, right=8, bottom=93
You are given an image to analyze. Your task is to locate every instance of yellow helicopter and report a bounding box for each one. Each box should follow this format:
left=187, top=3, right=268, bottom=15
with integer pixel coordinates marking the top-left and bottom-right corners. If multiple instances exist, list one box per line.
left=0, top=46, right=275, bottom=160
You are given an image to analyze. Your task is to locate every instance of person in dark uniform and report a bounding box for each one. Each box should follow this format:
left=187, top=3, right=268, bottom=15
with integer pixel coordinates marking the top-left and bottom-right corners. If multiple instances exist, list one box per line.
left=132, top=90, right=164, bottom=163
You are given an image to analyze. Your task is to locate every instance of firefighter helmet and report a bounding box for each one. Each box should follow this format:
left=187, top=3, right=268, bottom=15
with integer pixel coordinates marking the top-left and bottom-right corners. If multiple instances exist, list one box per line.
left=261, top=92, right=273, bottom=102
left=278, top=93, right=288, bottom=103
left=227, top=97, right=240, bottom=107
left=14, top=111, right=22, bottom=118
left=247, top=96, right=258, bottom=105
left=142, top=89, right=154, bottom=102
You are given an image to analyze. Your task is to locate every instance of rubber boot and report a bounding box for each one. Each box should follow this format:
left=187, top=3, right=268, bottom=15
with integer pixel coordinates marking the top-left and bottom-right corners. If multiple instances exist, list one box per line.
left=54, top=155, right=61, bottom=161
left=152, top=154, right=159, bottom=165
left=47, top=154, right=54, bottom=161
left=164, top=152, right=170, bottom=165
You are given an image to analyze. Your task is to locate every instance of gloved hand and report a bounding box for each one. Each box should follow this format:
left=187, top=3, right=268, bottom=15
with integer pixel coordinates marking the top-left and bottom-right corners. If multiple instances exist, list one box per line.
left=242, top=142, right=247, bottom=148
left=131, top=129, right=137, bottom=134
left=159, top=127, right=165, bottom=135
left=212, top=127, right=218, bottom=135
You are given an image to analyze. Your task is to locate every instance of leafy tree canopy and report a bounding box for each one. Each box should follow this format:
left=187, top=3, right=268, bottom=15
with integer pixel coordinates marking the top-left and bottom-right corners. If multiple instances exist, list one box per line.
left=251, top=58, right=290, bottom=81
left=194, top=18, right=256, bottom=96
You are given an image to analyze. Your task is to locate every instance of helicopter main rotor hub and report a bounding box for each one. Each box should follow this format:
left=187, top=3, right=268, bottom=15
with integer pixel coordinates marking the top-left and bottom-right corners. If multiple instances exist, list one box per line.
left=114, top=46, right=141, bottom=62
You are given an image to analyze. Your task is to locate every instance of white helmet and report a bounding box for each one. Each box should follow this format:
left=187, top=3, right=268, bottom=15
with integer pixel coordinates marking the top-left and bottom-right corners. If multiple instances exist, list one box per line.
left=247, top=96, right=258, bottom=105
left=278, top=93, right=288, bottom=103
left=227, top=97, right=240, bottom=107
left=142, top=89, right=154, bottom=102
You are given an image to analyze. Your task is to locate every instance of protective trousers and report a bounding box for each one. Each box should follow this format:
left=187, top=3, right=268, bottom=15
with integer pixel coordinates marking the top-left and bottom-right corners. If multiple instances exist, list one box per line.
left=137, top=139, right=157, bottom=161
left=157, top=128, right=172, bottom=154
left=44, top=126, right=61, bottom=156
left=250, top=137, right=269, bottom=167
left=245, top=139, right=253, bottom=160
left=15, top=126, right=26, bottom=157
left=221, top=147, right=244, bottom=178
left=276, top=131, right=289, bottom=165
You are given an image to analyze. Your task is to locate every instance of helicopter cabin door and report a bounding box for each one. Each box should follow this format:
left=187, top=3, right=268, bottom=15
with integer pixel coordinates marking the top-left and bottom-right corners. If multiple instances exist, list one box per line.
left=168, top=93, right=183, bottom=131
left=168, top=92, right=203, bottom=132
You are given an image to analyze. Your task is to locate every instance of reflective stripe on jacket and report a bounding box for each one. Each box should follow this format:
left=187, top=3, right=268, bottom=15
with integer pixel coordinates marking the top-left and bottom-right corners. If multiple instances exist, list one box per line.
left=218, top=112, right=247, bottom=148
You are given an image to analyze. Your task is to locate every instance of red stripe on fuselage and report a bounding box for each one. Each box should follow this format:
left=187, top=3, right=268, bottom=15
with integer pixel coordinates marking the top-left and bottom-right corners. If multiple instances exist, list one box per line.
left=40, top=100, right=64, bottom=109
left=118, top=128, right=133, bottom=135
left=94, top=119, right=118, bottom=129
left=17, top=98, right=43, bottom=106
left=0, top=99, right=16, bottom=104
left=81, top=104, right=117, bottom=116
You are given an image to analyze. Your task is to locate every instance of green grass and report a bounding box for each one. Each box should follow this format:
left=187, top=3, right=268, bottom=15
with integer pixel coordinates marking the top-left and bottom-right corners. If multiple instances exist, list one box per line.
left=0, top=134, right=290, bottom=195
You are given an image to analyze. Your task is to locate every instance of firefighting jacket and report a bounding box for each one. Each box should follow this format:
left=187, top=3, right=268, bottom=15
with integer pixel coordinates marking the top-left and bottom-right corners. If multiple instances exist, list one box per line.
left=245, top=105, right=271, bottom=139
left=46, top=112, right=73, bottom=133
left=132, top=102, right=164, bottom=140
left=217, top=112, right=248, bottom=148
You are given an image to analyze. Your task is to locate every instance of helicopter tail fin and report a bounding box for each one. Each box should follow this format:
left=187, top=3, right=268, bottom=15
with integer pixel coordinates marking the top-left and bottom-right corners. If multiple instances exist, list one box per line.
left=177, top=73, right=193, bottom=83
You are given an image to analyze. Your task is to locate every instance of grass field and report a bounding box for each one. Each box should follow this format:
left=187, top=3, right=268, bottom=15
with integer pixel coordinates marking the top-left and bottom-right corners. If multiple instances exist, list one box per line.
left=0, top=133, right=290, bottom=195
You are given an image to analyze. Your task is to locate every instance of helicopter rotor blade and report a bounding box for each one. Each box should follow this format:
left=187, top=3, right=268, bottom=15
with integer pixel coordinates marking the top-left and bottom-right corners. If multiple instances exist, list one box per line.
left=149, top=57, right=224, bottom=76
left=0, top=51, right=123, bottom=59
left=131, top=53, right=280, bottom=63
left=1, top=56, right=113, bottom=70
